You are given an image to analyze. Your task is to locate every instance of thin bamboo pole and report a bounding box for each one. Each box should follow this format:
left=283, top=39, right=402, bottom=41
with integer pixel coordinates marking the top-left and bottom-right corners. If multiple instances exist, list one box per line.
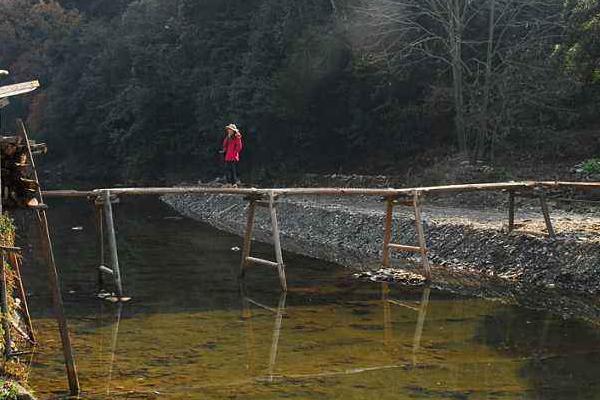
left=382, top=199, right=394, bottom=267
left=9, top=253, right=35, bottom=343
left=1, top=252, right=12, bottom=358
left=103, top=190, right=123, bottom=297
left=42, top=181, right=600, bottom=200
left=269, top=193, right=287, bottom=292
left=0, top=150, right=7, bottom=358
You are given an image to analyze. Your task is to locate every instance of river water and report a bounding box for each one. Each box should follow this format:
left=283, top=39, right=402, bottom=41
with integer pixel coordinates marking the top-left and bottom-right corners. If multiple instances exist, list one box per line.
left=17, top=197, right=600, bottom=399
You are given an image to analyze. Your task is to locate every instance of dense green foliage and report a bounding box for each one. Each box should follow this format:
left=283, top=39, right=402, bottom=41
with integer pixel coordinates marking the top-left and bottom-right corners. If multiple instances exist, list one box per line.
left=1, top=0, right=599, bottom=182
left=583, top=158, right=600, bottom=174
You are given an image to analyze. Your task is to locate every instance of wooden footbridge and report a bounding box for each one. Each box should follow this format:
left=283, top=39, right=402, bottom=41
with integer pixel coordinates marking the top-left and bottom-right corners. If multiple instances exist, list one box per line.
left=44, top=180, right=600, bottom=295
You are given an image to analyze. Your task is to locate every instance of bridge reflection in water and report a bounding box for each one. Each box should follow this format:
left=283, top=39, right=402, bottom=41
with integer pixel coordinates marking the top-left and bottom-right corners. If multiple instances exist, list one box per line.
left=238, top=282, right=432, bottom=383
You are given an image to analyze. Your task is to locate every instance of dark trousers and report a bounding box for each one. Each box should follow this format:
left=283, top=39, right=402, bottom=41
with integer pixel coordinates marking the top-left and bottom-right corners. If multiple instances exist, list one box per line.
left=225, top=161, right=238, bottom=184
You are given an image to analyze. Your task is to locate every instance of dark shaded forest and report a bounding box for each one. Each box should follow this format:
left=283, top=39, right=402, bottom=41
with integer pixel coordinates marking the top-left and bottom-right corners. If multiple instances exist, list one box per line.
left=1, top=0, right=599, bottom=183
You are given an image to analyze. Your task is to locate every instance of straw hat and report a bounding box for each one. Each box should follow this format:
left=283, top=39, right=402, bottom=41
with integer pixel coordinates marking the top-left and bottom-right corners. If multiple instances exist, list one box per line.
left=224, top=123, right=239, bottom=133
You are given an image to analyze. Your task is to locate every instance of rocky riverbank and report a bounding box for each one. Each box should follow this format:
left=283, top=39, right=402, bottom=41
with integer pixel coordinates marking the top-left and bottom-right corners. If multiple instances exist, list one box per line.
left=162, top=191, right=600, bottom=321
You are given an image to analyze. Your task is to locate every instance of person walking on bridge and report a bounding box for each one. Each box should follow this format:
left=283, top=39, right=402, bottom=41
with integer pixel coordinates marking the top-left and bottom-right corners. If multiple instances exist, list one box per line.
left=222, top=123, right=243, bottom=186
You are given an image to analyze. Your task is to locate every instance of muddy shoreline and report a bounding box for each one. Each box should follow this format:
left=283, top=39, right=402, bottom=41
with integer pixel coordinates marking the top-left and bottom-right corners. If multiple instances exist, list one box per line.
left=162, top=192, right=600, bottom=322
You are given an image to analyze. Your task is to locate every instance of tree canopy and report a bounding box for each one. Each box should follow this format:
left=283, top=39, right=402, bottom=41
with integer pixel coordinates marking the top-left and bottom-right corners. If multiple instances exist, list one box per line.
left=1, top=0, right=598, bottom=182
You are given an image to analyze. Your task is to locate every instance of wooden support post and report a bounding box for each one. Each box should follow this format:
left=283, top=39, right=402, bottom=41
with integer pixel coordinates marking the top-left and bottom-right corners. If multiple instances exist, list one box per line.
left=382, top=198, right=394, bottom=267
left=103, top=190, right=123, bottom=297
left=412, top=192, right=431, bottom=280
left=17, top=119, right=79, bottom=395
left=537, top=189, right=555, bottom=238
left=508, top=190, right=515, bottom=232
left=240, top=199, right=257, bottom=278
left=269, top=193, right=287, bottom=292
left=1, top=252, right=12, bottom=358
left=95, top=204, right=105, bottom=290
left=36, top=209, right=80, bottom=395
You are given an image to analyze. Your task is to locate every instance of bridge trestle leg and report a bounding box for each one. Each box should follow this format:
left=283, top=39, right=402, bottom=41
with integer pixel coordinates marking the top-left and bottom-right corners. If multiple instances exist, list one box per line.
left=506, top=187, right=555, bottom=237
left=381, top=191, right=431, bottom=280
left=239, top=193, right=288, bottom=292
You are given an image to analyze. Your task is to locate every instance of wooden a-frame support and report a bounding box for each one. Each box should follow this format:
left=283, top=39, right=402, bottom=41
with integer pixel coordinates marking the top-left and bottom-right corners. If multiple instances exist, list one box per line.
left=381, top=191, right=431, bottom=280
left=240, top=192, right=287, bottom=292
left=507, top=186, right=555, bottom=237
left=93, top=190, right=126, bottom=299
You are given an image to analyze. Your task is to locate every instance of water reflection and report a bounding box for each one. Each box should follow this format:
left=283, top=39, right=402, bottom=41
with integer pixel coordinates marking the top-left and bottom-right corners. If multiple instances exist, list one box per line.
left=240, top=283, right=287, bottom=382
left=105, top=303, right=122, bottom=397
left=476, top=307, right=600, bottom=400
left=381, top=283, right=431, bottom=365
left=19, top=197, right=600, bottom=399
left=238, top=283, right=436, bottom=386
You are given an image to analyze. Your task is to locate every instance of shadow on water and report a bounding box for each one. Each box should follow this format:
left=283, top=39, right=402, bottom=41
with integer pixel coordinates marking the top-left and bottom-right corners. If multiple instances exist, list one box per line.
left=14, top=197, right=600, bottom=399
left=475, top=307, right=600, bottom=400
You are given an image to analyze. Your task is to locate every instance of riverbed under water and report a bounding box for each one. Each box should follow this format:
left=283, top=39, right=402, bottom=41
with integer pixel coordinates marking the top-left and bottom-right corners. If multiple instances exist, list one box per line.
left=16, top=197, right=600, bottom=399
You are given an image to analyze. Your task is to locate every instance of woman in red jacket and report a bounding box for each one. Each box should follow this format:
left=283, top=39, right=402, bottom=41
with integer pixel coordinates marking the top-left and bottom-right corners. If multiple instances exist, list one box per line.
left=222, top=123, right=243, bottom=186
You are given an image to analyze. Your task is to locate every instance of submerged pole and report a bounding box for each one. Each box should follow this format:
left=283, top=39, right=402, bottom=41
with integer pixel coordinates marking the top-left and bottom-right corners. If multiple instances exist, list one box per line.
left=95, top=203, right=105, bottom=291
left=103, top=190, right=123, bottom=297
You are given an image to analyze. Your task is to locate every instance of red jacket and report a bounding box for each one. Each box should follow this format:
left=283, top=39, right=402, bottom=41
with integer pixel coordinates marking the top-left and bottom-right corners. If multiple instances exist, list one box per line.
left=223, top=133, right=243, bottom=162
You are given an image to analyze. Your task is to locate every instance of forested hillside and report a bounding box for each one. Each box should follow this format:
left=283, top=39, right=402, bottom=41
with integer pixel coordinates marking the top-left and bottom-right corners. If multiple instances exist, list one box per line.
left=1, top=0, right=599, bottom=183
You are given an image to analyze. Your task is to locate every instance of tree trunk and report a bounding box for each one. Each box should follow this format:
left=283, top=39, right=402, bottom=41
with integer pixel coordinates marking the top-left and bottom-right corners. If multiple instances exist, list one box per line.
left=477, top=0, right=495, bottom=161
left=450, top=0, right=467, bottom=155
left=329, top=0, right=337, bottom=15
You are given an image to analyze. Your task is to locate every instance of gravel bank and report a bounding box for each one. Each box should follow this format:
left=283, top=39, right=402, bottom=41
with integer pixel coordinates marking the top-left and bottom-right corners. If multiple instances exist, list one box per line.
left=163, top=193, right=600, bottom=295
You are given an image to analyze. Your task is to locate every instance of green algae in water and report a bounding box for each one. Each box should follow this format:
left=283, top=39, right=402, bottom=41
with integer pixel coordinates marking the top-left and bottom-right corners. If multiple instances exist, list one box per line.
left=22, top=198, right=600, bottom=399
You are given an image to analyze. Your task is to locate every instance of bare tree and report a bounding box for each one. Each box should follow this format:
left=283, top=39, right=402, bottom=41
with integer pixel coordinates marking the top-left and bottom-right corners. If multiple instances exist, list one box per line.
left=355, top=0, right=477, bottom=154
left=468, top=0, right=566, bottom=160
left=356, top=0, right=567, bottom=160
